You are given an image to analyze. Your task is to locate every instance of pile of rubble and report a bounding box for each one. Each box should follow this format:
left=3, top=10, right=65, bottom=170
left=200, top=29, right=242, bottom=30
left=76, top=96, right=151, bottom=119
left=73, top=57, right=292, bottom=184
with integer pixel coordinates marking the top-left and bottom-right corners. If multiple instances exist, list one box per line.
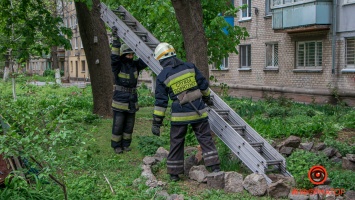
left=134, top=135, right=355, bottom=200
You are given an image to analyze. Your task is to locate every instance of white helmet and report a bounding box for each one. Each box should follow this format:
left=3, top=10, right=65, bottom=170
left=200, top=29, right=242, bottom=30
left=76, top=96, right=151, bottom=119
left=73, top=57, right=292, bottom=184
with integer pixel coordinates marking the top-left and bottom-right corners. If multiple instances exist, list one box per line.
left=154, top=42, right=176, bottom=60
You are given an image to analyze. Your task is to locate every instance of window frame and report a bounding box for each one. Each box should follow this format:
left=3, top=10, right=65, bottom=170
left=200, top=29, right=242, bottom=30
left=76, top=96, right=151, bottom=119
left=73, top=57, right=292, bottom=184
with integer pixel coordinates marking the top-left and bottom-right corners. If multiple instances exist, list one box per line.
left=212, top=57, right=229, bottom=70
left=296, top=40, right=323, bottom=69
left=265, top=0, right=272, bottom=16
left=240, top=0, right=252, bottom=21
left=240, top=44, right=251, bottom=69
left=265, top=43, right=279, bottom=68
left=81, top=60, right=86, bottom=72
left=345, top=37, right=355, bottom=69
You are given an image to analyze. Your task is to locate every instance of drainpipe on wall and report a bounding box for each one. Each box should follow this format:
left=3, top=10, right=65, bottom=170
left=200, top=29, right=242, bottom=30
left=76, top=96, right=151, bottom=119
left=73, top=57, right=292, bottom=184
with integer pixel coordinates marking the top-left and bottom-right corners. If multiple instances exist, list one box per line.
left=332, top=0, right=337, bottom=75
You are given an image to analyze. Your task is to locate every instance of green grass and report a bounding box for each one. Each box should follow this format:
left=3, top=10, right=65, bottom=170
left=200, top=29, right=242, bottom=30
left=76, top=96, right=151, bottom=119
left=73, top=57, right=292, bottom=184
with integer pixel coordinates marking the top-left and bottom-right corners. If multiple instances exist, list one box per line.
left=1, top=77, right=354, bottom=199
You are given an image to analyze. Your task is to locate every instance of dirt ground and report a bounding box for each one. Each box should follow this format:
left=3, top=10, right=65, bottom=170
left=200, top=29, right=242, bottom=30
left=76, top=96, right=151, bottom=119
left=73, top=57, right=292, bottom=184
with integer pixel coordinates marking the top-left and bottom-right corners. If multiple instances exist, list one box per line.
left=336, top=129, right=355, bottom=144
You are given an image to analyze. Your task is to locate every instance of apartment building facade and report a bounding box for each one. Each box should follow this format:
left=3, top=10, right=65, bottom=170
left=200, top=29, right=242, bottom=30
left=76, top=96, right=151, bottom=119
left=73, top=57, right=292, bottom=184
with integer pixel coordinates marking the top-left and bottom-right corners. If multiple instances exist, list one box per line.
left=210, top=0, right=355, bottom=106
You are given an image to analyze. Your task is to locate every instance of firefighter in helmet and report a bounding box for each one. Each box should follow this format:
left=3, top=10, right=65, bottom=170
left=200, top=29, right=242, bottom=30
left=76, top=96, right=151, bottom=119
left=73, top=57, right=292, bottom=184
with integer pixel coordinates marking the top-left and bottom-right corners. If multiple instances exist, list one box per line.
left=151, top=42, right=220, bottom=181
left=110, top=26, right=148, bottom=154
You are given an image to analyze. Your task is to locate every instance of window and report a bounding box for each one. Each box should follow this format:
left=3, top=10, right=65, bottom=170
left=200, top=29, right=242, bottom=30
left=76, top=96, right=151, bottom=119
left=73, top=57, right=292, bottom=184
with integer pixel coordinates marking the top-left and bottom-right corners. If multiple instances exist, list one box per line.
left=240, top=45, right=251, bottom=68
left=240, top=0, right=251, bottom=20
left=212, top=57, right=229, bottom=70
left=296, top=41, right=322, bottom=68
left=266, top=43, right=278, bottom=68
left=70, top=61, right=73, bottom=72
left=81, top=60, right=86, bottom=72
left=74, top=37, right=78, bottom=49
left=80, top=39, right=83, bottom=49
left=346, top=38, right=355, bottom=68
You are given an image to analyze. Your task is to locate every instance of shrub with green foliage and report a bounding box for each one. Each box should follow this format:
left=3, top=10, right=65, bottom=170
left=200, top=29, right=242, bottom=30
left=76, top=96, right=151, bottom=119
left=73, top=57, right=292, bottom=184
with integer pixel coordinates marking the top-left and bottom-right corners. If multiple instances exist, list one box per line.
left=287, top=150, right=330, bottom=189
left=137, top=135, right=165, bottom=156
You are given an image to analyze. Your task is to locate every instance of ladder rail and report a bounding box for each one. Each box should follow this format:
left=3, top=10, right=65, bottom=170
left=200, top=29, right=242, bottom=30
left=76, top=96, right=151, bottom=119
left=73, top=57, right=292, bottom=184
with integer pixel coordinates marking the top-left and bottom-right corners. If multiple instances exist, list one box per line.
left=100, top=3, right=162, bottom=75
left=208, top=110, right=272, bottom=183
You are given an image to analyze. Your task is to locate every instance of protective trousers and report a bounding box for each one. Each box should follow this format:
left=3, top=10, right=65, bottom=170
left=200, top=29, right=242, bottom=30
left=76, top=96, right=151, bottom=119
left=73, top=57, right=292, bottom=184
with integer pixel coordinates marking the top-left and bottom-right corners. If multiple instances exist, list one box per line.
left=167, top=120, right=220, bottom=175
left=111, top=111, right=136, bottom=149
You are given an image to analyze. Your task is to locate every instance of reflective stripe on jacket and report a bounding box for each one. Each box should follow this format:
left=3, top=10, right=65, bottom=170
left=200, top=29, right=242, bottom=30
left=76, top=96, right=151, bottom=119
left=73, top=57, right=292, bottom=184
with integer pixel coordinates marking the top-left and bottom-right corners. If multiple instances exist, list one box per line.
left=111, top=52, right=147, bottom=113
left=153, top=57, right=211, bottom=125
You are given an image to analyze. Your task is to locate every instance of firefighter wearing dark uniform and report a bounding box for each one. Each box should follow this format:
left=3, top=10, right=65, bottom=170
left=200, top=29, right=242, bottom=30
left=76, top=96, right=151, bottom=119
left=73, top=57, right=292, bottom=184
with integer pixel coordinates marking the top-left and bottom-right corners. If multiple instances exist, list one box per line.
left=151, top=42, right=220, bottom=181
left=111, top=27, right=148, bottom=154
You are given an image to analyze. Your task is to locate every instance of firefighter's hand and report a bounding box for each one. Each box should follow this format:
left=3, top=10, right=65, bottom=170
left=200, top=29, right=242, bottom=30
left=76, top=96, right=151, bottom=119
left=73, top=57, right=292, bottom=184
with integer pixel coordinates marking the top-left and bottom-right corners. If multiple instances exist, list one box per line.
left=112, top=26, right=121, bottom=48
left=202, top=95, right=214, bottom=107
left=152, top=124, right=161, bottom=136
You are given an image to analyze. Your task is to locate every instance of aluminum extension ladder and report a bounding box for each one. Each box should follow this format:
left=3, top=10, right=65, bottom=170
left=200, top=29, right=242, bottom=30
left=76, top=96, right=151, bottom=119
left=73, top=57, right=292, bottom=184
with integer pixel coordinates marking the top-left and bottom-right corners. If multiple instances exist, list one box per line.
left=99, top=3, right=292, bottom=183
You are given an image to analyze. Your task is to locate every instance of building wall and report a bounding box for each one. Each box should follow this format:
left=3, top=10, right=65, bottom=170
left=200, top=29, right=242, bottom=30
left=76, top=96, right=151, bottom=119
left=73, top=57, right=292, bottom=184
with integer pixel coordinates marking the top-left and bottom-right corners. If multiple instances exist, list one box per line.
left=210, top=0, right=355, bottom=105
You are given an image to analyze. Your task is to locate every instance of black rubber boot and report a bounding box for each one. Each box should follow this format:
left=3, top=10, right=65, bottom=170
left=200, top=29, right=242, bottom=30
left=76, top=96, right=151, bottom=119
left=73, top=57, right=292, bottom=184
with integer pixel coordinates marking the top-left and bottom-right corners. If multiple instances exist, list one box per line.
left=170, top=174, right=180, bottom=182
left=114, top=147, right=123, bottom=154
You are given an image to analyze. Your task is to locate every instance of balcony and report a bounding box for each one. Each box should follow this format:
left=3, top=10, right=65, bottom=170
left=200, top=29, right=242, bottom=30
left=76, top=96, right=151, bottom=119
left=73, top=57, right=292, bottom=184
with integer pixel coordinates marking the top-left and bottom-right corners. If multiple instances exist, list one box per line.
left=272, top=0, right=332, bottom=30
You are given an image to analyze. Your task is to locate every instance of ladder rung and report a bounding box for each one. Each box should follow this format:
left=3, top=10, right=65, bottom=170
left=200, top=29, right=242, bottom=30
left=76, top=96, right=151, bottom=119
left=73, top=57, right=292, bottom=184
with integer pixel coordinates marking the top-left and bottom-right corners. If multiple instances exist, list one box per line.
left=123, top=20, right=136, bottom=26
left=215, top=109, right=229, bottom=113
left=231, top=125, right=246, bottom=130
left=266, top=160, right=283, bottom=165
left=134, top=31, right=147, bottom=36
left=145, top=42, right=158, bottom=47
left=249, top=142, right=264, bottom=147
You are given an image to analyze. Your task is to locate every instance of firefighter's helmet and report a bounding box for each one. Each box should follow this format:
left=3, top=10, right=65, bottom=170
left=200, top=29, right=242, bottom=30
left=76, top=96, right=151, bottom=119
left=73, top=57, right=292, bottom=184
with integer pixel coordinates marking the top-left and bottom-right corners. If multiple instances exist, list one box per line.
left=154, top=42, right=176, bottom=60
left=120, top=44, right=134, bottom=56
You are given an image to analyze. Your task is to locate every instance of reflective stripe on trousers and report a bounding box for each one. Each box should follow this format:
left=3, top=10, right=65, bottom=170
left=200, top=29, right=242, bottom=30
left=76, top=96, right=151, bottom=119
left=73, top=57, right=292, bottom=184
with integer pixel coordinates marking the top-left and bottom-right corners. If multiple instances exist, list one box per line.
left=167, top=120, right=220, bottom=175
left=111, top=111, right=135, bottom=149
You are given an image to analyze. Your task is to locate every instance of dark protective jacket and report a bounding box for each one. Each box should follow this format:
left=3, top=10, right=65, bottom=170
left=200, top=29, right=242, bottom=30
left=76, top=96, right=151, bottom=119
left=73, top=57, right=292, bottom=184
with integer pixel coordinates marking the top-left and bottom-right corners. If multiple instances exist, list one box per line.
left=111, top=45, right=147, bottom=113
left=153, top=57, right=211, bottom=125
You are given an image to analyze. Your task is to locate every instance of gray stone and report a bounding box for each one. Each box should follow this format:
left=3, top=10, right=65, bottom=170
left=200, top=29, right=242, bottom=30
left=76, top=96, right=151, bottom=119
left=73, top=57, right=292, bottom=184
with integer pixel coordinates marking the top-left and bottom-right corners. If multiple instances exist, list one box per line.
left=280, top=146, right=294, bottom=156
left=184, top=146, right=198, bottom=156
left=300, top=142, right=314, bottom=151
left=143, top=156, right=157, bottom=166
left=168, top=194, right=184, bottom=200
left=336, top=196, right=344, bottom=200
left=346, top=154, right=355, bottom=162
left=189, top=165, right=209, bottom=183
left=282, top=135, right=302, bottom=148
left=267, top=179, right=291, bottom=199
left=154, top=147, right=169, bottom=161
left=206, top=171, right=225, bottom=189
left=323, top=147, right=337, bottom=158
left=336, top=152, right=343, bottom=158
left=309, top=193, right=320, bottom=200
left=342, top=157, right=355, bottom=171
left=224, top=172, right=244, bottom=193
left=314, top=143, right=326, bottom=151
left=184, top=155, right=197, bottom=176
left=141, top=164, right=156, bottom=180
left=344, top=190, right=355, bottom=200
left=267, top=174, right=296, bottom=187
left=243, top=173, right=267, bottom=196
left=288, top=192, right=309, bottom=200
left=330, top=157, right=343, bottom=163
left=156, top=190, right=169, bottom=199
left=146, top=179, right=166, bottom=188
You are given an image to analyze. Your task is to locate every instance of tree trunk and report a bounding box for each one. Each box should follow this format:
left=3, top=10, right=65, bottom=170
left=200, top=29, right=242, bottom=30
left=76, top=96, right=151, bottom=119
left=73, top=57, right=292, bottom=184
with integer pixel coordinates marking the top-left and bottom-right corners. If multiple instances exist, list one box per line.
left=171, top=0, right=209, bottom=79
left=51, top=46, right=59, bottom=69
left=75, top=0, right=113, bottom=117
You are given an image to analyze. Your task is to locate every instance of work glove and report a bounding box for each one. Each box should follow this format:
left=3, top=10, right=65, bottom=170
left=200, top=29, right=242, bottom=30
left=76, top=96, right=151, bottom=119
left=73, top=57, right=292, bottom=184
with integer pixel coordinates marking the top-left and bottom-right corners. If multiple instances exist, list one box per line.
left=112, top=26, right=121, bottom=48
left=152, top=115, right=163, bottom=136
left=202, top=95, right=214, bottom=107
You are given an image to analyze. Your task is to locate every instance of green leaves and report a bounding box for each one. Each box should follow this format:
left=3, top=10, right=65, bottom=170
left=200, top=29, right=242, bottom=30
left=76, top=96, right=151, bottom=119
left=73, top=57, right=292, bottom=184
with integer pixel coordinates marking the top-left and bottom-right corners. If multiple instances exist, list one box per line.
left=0, top=0, right=72, bottom=62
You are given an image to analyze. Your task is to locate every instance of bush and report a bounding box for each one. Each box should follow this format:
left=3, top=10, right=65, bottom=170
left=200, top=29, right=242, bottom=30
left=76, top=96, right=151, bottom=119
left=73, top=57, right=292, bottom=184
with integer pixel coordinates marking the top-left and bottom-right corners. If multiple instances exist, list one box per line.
left=137, top=136, right=165, bottom=156
left=287, top=150, right=329, bottom=189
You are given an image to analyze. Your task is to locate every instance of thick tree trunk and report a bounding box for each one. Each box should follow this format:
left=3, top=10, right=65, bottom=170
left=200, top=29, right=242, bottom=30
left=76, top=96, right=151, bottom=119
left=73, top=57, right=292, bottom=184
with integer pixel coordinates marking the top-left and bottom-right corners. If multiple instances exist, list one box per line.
left=171, top=0, right=209, bottom=79
left=75, top=0, right=113, bottom=117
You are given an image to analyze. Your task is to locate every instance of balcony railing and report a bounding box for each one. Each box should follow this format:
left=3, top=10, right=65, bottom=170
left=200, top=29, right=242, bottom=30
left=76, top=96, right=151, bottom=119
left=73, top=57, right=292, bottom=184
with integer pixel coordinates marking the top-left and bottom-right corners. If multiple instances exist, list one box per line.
left=272, top=0, right=332, bottom=30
